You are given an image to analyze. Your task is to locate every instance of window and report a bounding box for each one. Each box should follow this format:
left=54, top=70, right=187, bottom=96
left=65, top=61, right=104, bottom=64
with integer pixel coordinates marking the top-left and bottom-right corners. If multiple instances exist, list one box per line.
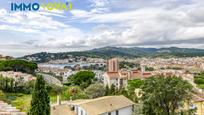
left=108, top=112, right=111, bottom=115
left=116, top=110, right=119, bottom=115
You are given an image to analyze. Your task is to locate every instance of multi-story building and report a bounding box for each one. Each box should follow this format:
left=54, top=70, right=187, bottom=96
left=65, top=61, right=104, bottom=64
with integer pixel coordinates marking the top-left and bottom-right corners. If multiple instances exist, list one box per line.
left=52, top=95, right=134, bottom=115
left=104, top=58, right=152, bottom=89
left=107, top=58, right=119, bottom=72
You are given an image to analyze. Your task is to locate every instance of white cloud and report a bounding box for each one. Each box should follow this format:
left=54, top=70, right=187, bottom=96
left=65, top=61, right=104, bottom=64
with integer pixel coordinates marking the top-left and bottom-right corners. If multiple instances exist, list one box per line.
left=89, top=0, right=110, bottom=7
left=1, top=0, right=204, bottom=56
left=0, top=9, right=67, bottom=31
left=78, top=1, right=204, bottom=47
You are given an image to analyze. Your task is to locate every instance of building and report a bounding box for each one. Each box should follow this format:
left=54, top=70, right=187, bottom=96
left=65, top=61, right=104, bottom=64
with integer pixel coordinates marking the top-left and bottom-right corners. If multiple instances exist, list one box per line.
left=181, top=91, right=204, bottom=115
left=51, top=95, right=134, bottom=115
left=107, top=58, right=119, bottom=72
left=104, top=58, right=152, bottom=89
left=0, top=71, right=36, bottom=82
left=0, top=54, right=13, bottom=60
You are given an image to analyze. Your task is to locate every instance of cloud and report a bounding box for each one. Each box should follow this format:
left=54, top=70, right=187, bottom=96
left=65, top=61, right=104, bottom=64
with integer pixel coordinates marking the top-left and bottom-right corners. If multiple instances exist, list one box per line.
left=1, top=0, right=204, bottom=56
left=89, top=0, right=110, bottom=7
left=0, top=9, right=67, bottom=31
left=79, top=1, right=204, bottom=48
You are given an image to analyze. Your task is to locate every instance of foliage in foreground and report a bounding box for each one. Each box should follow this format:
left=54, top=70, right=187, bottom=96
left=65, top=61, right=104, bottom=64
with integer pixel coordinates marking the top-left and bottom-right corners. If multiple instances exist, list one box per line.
left=126, top=79, right=144, bottom=102
left=0, top=75, right=35, bottom=94
left=141, top=76, right=193, bottom=115
left=29, top=75, right=50, bottom=115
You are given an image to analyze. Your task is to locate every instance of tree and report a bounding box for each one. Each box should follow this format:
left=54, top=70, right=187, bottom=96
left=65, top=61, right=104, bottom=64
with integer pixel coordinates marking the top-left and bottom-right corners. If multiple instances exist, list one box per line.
left=110, top=84, right=116, bottom=95
left=105, top=85, right=111, bottom=95
left=145, top=66, right=154, bottom=71
left=85, top=83, right=105, bottom=99
left=0, top=60, right=37, bottom=74
left=141, top=76, right=193, bottom=115
left=68, top=71, right=95, bottom=89
left=127, top=79, right=144, bottom=102
left=62, top=86, right=87, bottom=100
left=29, top=75, right=50, bottom=115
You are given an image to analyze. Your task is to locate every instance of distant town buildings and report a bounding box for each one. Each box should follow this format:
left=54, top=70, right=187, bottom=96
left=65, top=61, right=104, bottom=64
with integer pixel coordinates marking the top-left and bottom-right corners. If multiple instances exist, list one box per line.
left=103, top=57, right=204, bottom=89
left=140, top=57, right=204, bottom=72
left=38, top=59, right=106, bottom=83
left=0, top=71, right=36, bottom=82
left=51, top=95, right=134, bottom=115
left=0, top=55, right=13, bottom=60
left=103, top=58, right=152, bottom=89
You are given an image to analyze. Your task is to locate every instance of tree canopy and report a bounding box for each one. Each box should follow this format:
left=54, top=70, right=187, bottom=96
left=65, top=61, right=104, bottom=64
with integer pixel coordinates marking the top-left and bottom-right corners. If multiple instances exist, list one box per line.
left=127, top=79, right=144, bottom=102
left=85, top=83, right=105, bottom=99
left=194, top=73, right=204, bottom=89
left=141, top=76, right=193, bottom=115
left=29, top=75, right=50, bottom=115
left=68, top=71, right=95, bottom=89
left=0, top=60, right=37, bottom=74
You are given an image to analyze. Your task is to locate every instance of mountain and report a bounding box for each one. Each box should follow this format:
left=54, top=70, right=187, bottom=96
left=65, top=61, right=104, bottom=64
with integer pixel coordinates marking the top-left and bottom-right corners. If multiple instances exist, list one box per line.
left=19, top=47, right=204, bottom=63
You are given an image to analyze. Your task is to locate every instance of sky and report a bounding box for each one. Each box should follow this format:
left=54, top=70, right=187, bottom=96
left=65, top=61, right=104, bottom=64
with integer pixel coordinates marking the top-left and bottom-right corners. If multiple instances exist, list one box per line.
left=1, top=0, right=204, bottom=57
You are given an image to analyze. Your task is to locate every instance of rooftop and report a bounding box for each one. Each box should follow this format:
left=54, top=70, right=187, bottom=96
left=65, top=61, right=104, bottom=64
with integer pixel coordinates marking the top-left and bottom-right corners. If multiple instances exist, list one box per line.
left=72, top=95, right=134, bottom=115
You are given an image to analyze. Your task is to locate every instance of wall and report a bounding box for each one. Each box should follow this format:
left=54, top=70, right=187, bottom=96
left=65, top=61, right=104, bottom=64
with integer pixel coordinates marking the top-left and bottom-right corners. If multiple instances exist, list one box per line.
left=102, top=106, right=133, bottom=115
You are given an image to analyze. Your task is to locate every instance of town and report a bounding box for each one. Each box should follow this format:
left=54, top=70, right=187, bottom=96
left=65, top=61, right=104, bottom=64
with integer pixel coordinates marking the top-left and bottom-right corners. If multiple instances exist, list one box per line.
left=1, top=0, right=204, bottom=114
left=1, top=53, right=204, bottom=115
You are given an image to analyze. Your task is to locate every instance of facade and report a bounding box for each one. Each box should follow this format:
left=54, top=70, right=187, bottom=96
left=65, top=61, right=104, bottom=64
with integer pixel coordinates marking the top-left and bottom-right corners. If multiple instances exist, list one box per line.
left=182, top=92, right=204, bottom=115
left=104, top=58, right=152, bottom=89
left=52, top=95, right=134, bottom=115
left=107, top=58, right=119, bottom=72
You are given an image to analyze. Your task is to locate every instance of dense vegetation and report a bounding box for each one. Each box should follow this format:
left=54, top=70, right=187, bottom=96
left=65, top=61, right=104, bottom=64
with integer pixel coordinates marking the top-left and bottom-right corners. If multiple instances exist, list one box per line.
left=85, top=83, right=105, bottom=99
left=29, top=75, right=50, bottom=115
left=0, top=75, right=35, bottom=94
left=126, top=79, right=144, bottom=102
left=119, top=61, right=140, bottom=69
left=20, top=47, right=204, bottom=63
left=194, top=73, right=204, bottom=89
left=0, top=60, right=37, bottom=74
left=145, top=66, right=154, bottom=71
left=67, top=71, right=95, bottom=89
left=141, top=76, right=193, bottom=115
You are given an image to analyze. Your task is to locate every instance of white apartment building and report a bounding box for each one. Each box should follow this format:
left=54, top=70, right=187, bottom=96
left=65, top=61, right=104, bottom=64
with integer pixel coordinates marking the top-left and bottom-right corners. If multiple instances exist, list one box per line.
left=52, top=95, right=134, bottom=115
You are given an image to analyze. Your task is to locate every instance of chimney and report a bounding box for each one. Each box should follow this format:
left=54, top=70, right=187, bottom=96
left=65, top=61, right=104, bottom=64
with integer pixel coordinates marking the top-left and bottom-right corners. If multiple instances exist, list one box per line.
left=57, top=93, right=61, bottom=105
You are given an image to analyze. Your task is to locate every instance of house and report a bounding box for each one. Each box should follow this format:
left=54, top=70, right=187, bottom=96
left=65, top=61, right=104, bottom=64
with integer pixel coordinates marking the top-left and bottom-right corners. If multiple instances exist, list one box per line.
left=182, top=91, right=204, bottom=115
left=51, top=95, right=135, bottom=115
